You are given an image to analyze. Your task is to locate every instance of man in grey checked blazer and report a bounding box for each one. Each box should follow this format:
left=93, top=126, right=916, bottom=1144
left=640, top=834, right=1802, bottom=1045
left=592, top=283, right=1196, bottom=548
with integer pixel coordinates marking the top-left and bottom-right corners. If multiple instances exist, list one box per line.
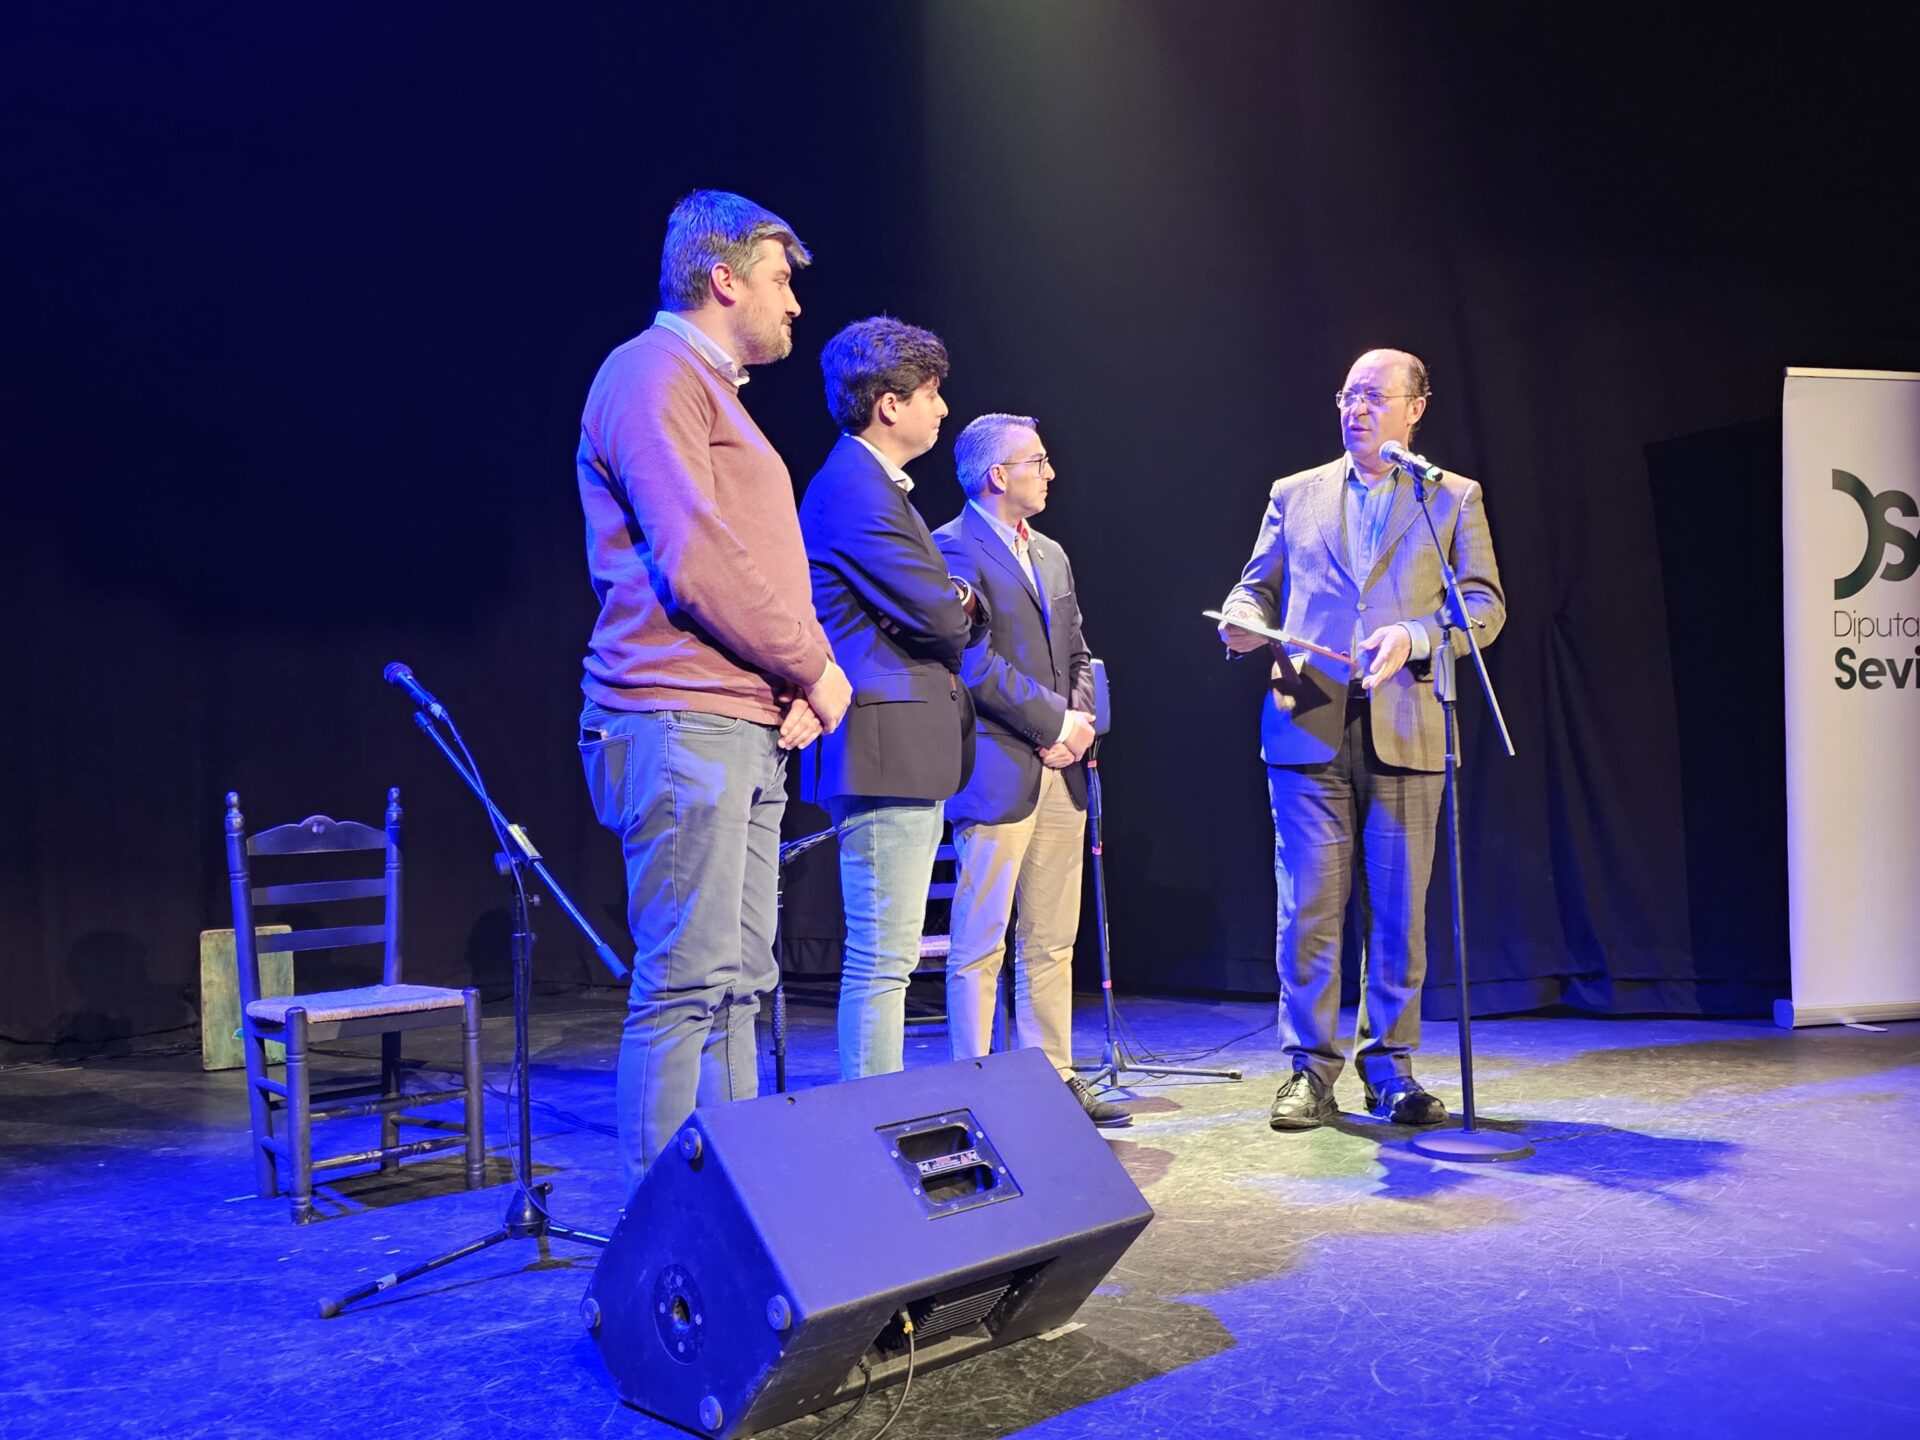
left=1218, top=348, right=1506, bottom=1130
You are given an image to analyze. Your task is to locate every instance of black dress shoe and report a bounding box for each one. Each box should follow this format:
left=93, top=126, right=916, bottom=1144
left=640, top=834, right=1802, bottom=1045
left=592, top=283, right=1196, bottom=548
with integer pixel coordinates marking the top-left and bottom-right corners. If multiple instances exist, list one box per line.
left=1066, top=1075, right=1132, bottom=1128
left=1268, top=1069, right=1337, bottom=1130
left=1366, top=1078, right=1448, bottom=1126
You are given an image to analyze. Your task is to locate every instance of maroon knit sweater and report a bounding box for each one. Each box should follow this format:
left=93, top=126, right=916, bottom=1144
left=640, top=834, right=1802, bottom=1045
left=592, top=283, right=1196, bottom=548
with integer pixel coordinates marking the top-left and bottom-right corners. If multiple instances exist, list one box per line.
left=577, top=325, right=830, bottom=723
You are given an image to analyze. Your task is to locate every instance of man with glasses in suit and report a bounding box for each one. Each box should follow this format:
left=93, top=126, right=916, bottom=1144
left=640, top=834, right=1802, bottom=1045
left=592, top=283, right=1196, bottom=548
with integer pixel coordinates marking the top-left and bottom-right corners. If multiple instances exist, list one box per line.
left=1217, top=349, right=1505, bottom=1132
left=933, top=414, right=1129, bottom=1128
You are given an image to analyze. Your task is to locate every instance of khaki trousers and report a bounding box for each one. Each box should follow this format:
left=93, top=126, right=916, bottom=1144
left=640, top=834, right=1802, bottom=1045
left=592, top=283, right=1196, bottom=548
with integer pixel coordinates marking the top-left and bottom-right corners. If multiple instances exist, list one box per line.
left=945, top=767, right=1086, bottom=1076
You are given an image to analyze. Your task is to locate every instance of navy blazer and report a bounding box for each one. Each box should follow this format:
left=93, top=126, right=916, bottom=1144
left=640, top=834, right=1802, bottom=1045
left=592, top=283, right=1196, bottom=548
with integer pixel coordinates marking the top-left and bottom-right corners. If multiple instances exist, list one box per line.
left=798, top=437, right=989, bottom=804
left=933, top=503, right=1093, bottom=828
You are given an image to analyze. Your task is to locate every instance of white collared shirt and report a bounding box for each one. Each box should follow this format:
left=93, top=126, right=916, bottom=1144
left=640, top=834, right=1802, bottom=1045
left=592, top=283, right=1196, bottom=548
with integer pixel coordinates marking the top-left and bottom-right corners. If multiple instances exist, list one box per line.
left=848, top=433, right=914, bottom=493
left=652, top=310, right=748, bottom=389
left=967, top=499, right=1037, bottom=590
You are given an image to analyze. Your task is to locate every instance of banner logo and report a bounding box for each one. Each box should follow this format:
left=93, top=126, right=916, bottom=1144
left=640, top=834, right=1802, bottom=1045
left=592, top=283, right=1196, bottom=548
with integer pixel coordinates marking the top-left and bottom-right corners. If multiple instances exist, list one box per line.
left=1834, top=469, right=1919, bottom=600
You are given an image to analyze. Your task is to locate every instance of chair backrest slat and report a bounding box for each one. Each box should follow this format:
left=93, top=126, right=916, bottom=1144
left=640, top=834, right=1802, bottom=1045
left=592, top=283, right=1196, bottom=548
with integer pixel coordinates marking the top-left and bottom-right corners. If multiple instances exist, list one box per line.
left=227, top=790, right=406, bottom=995
left=257, top=924, right=389, bottom=954
left=252, top=877, right=388, bottom=907
left=248, top=816, right=386, bottom=858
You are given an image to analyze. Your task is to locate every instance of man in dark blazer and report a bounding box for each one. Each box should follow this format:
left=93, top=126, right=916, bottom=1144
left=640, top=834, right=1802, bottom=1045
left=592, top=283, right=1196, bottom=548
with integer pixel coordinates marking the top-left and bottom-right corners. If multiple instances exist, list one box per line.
left=799, top=317, right=988, bottom=1079
left=1218, top=348, right=1505, bottom=1131
left=934, top=414, right=1129, bottom=1127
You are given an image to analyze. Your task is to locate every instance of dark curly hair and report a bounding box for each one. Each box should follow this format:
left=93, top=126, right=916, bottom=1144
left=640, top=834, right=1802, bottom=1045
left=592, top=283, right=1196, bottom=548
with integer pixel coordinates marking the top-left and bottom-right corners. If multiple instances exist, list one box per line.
left=821, top=316, right=950, bottom=432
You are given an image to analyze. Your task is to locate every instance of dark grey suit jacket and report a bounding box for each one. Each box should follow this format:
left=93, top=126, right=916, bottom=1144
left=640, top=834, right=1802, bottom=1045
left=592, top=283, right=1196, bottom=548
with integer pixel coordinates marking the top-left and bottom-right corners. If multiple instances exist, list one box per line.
left=934, top=504, right=1093, bottom=828
left=798, top=437, right=989, bottom=803
left=1223, top=457, right=1505, bottom=771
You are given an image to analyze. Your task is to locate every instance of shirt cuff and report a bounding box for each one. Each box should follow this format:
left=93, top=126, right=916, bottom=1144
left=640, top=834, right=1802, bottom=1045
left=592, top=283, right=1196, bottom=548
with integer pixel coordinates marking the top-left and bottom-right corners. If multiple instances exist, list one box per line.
left=1401, top=622, right=1432, bottom=662
left=1055, top=710, right=1075, bottom=745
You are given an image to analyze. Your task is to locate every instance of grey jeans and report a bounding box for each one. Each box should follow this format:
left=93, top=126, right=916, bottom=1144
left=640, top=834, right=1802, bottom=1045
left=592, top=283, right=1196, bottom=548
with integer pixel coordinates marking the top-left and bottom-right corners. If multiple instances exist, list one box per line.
left=580, top=702, right=786, bottom=1199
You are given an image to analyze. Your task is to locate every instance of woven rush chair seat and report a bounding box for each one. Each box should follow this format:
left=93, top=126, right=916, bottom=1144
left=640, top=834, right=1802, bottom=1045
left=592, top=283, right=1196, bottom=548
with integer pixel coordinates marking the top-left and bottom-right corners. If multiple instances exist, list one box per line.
left=246, top=984, right=468, bottom=1026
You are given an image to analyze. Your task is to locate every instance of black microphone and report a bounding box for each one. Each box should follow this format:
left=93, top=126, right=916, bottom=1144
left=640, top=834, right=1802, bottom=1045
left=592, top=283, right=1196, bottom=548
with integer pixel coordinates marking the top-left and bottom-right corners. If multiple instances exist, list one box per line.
left=383, top=662, right=449, bottom=720
left=1379, top=440, right=1444, bottom=488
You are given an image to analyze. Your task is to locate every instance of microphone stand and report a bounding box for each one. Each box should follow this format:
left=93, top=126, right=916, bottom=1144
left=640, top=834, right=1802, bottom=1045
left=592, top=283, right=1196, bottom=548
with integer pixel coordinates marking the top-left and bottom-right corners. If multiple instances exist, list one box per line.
left=1398, top=469, right=1529, bottom=1164
left=319, top=695, right=631, bottom=1317
left=1073, top=661, right=1243, bottom=1091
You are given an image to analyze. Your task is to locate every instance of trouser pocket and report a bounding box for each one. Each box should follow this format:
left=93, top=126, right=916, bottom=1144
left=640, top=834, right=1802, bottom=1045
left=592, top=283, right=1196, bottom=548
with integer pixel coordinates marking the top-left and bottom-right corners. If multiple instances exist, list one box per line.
left=579, top=727, right=634, bottom=832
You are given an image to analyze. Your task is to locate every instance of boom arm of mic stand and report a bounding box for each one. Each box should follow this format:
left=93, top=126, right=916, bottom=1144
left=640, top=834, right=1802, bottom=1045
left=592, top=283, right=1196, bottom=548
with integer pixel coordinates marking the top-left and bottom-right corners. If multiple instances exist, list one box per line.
left=409, top=711, right=630, bottom=979
left=1412, top=485, right=1516, bottom=758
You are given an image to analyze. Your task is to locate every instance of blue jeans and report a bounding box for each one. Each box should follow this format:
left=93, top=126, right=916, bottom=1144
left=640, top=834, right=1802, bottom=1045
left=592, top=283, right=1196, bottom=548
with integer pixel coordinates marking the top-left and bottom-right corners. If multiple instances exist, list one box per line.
left=580, top=703, right=786, bottom=1199
left=828, top=796, right=944, bottom=1079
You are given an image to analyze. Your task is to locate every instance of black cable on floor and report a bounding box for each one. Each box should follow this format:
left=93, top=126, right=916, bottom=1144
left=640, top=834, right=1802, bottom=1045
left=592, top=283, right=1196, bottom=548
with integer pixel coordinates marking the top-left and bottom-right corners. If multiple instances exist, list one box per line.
left=869, top=1316, right=916, bottom=1440
left=808, top=1356, right=872, bottom=1439
left=1125, top=1019, right=1271, bottom=1067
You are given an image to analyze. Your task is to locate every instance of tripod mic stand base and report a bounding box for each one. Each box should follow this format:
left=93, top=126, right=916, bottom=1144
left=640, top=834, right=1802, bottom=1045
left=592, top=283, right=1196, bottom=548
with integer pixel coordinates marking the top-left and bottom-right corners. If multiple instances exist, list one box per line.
left=1073, top=1038, right=1243, bottom=1087
left=317, top=1182, right=609, bottom=1319
left=1408, top=1126, right=1533, bottom=1163
left=1072, top=1060, right=1243, bottom=1083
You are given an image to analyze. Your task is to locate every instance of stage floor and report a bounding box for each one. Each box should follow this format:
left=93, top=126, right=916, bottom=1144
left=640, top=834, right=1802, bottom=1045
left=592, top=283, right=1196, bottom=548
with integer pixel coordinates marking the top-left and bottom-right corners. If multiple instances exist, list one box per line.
left=3, top=990, right=1915, bottom=1439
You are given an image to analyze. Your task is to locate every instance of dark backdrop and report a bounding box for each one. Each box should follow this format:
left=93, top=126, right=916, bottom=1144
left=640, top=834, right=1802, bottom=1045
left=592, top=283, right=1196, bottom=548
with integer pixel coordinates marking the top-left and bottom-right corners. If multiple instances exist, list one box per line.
left=6, top=4, right=1915, bottom=1057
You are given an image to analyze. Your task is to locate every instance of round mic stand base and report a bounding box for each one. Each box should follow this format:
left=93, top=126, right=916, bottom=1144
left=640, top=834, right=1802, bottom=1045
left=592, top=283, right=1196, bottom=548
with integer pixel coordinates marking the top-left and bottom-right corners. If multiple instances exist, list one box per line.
left=1408, top=1127, right=1534, bottom=1163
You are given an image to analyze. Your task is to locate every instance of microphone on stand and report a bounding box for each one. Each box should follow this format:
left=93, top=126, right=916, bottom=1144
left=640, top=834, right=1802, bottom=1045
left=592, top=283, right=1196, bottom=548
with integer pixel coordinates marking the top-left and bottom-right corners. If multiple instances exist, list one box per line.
left=382, top=661, right=449, bottom=721
left=1380, top=440, right=1445, bottom=495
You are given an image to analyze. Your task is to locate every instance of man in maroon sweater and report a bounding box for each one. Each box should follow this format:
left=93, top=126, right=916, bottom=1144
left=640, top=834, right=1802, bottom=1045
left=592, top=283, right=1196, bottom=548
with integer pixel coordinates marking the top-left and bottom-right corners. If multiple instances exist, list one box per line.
left=576, top=190, right=852, bottom=1197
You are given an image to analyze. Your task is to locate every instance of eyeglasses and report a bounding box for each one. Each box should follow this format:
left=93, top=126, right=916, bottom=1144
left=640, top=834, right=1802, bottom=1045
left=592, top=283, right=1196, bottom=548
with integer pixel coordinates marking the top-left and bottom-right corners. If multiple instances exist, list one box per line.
left=1334, top=389, right=1417, bottom=410
left=996, top=453, right=1050, bottom=469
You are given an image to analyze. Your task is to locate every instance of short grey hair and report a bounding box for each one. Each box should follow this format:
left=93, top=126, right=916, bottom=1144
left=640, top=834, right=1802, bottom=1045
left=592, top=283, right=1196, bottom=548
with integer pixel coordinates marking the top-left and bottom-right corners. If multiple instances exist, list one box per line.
left=658, top=189, right=811, bottom=312
left=1403, top=352, right=1432, bottom=437
left=1404, top=352, right=1432, bottom=402
left=953, top=413, right=1040, bottom=498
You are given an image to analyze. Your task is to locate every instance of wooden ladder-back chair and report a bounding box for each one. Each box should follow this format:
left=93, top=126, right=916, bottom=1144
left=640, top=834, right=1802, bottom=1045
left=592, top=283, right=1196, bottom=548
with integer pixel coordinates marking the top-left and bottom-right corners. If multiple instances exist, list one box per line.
left=224, top=788, right=485, bottom=1223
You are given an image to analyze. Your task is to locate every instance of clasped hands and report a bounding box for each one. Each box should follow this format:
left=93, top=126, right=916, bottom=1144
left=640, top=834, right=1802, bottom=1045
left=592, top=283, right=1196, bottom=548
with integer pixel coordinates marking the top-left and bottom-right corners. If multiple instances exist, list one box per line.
left=776, top=660, right=854, bottom=751
left=1036, top=708, right=1097, bottom=769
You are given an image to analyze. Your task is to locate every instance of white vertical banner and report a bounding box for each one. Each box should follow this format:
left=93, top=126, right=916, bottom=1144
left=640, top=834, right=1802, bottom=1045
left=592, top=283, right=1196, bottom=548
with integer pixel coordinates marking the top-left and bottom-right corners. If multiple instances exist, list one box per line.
left=1781, top=368, right=1920, bottom=1027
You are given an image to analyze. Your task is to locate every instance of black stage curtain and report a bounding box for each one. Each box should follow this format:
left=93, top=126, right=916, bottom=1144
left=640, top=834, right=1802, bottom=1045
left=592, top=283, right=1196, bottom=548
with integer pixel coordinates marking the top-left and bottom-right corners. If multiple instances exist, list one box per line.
left=5, top=5, right=1915, bottom=1056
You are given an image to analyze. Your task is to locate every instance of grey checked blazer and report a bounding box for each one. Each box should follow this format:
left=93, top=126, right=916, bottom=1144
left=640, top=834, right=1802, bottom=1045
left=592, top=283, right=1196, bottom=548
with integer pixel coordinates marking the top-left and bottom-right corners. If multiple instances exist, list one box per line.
left=1222, top=457, right=1505, bottom=772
